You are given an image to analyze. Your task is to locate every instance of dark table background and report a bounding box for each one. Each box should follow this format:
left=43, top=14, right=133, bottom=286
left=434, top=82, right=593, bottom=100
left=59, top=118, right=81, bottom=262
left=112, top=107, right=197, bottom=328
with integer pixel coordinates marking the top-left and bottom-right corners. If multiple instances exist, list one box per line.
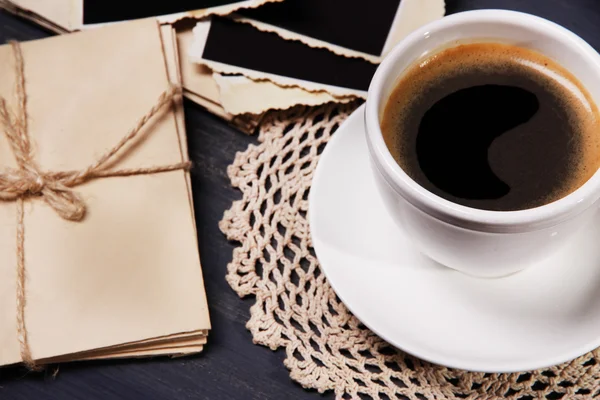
left=0, top=0, right=599, bottom=399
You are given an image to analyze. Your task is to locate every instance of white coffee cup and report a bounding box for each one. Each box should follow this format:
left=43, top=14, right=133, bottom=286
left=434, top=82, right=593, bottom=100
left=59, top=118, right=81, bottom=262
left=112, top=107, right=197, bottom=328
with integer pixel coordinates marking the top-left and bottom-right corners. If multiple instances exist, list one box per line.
left=365, top=9, right=600, bottom=278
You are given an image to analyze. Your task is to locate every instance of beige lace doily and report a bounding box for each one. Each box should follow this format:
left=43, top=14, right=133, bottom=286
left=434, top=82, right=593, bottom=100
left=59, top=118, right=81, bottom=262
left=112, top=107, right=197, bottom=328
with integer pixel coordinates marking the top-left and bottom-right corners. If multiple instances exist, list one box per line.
left=219, top=103, right=600, bottom=399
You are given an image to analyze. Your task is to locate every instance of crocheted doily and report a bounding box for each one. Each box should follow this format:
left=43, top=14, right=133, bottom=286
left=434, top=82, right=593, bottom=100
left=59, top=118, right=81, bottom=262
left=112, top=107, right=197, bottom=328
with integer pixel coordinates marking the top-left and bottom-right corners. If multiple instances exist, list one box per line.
left=219, top=103, right=600, bottom=399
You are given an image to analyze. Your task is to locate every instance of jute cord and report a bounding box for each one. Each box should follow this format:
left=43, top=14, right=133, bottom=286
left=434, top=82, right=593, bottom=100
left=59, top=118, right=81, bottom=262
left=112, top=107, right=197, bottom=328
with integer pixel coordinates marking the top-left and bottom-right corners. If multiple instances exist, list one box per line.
left=220, top=102, right=600, bottom=399
left=2, top=42, right=190, bottom=370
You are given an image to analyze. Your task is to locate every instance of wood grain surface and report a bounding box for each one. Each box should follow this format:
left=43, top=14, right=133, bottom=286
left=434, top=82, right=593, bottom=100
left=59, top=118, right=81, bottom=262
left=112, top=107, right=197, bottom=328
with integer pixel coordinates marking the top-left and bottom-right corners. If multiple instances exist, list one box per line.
left=1, top=0, right=600, bottom=398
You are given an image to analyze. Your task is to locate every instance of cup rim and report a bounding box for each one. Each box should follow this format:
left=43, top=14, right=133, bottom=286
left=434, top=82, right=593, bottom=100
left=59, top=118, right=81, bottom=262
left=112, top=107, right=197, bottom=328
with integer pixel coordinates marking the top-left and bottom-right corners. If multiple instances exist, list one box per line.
left=365, top=9, right=600, bottom=233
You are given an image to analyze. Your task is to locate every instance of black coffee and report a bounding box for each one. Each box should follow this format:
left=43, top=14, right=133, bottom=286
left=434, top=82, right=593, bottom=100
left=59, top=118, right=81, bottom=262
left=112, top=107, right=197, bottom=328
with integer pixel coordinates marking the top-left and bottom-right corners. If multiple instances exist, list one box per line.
left=381, top=42, right=600, bottom=211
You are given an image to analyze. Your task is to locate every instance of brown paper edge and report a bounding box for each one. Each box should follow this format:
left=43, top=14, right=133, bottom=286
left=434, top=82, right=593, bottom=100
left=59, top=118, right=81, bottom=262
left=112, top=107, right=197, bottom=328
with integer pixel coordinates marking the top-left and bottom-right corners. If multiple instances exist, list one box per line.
left=42, top=332, right=208, bottom=363
left=213, top=73, right=356, bottom=115
left=161, top=25, right=196, bottom=229
left=46, top=337, right=208, bottom=363
left=79, top=345, right=205, bottom=361
left=155, top=0, right=284, bottom=25
left=159, top=23, right=212, bottom=336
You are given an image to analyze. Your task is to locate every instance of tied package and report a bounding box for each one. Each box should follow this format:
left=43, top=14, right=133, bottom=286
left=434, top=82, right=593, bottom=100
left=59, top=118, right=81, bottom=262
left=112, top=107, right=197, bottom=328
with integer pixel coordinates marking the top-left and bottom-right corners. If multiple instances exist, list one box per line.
left=0, top=19, right=210, bottom=367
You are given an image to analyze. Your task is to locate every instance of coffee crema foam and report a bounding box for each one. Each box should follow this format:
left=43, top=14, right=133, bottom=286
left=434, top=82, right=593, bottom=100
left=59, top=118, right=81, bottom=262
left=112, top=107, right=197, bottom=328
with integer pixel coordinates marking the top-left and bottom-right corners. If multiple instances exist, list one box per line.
left=381, top=42, right=600, bottom=211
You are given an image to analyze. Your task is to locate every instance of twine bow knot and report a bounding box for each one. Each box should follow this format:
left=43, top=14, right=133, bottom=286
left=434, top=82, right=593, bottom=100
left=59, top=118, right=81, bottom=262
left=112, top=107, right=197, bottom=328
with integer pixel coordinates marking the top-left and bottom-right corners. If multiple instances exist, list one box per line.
left=2, top=41, right=191, bottom=370
left=0, top=167, right=87, bottom=221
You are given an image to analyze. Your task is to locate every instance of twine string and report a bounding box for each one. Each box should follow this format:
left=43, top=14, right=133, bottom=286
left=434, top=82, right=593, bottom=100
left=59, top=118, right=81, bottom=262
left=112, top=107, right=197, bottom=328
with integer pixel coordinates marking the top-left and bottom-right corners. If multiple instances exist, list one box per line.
left=0, top=41, right=190, bottom=369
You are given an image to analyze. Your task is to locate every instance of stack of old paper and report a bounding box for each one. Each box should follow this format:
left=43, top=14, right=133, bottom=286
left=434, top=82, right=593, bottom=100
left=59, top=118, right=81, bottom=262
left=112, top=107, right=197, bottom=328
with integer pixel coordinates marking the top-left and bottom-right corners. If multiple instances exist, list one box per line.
left=1, top=0, right=446, bottom=133
left=0, top=19, right=210, bottom=367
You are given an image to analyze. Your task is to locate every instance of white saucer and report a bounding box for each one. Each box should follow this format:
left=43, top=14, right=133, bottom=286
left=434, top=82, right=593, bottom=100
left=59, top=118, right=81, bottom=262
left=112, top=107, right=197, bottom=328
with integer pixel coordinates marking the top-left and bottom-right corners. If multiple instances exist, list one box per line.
left=309, top=104, right=600, bottom=373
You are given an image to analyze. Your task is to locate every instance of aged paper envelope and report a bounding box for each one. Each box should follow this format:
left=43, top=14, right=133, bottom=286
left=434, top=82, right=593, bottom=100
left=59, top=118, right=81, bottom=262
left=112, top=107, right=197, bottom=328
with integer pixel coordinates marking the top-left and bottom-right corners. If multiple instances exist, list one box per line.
left=235, top=0, right=445, bottom=62
left=0, top=18, right=209, bottom=366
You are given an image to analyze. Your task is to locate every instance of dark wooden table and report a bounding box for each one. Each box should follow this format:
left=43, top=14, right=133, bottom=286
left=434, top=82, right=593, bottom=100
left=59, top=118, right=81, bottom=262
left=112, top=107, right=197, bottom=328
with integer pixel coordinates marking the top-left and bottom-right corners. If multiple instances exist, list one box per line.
left=1, top=1, right=600, bottom=398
